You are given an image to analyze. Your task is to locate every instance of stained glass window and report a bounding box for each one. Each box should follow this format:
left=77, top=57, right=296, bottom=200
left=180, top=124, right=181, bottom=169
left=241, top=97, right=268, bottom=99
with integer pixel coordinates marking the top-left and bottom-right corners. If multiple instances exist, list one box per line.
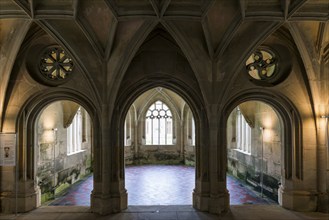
left=246, top=49, right=277, bottom=80
left=39, top=47, right=73, bottom=81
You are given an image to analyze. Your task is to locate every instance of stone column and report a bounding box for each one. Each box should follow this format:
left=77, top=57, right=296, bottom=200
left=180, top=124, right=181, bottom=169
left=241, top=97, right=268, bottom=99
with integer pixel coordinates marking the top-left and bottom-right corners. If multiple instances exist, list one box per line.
left=316, top=114, right=329, bottom=213
left=91, top=105, right=128, bottom=215
left=1, top=115, right=40, bottom=213
left=180, top=119, right=184, bottom=158
left=209, top=108, right=229, bottom=214
left=278, top=122, right=318, bottom=212
left=192, top=107, right=229, bottom=214
left=134, top=118, right=138, bottom=156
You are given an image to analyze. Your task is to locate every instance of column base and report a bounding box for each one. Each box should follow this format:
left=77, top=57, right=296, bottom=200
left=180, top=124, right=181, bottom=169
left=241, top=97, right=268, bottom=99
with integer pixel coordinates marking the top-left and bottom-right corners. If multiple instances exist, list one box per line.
left=0, top=181, right=40, bottom=213
left=193, top=190, right=229, bottom=215
left=317, top=192, right=329, bottom=213
left=278, top=186, right=317, bottom=212
left=91, top=190, right=128, bottom=215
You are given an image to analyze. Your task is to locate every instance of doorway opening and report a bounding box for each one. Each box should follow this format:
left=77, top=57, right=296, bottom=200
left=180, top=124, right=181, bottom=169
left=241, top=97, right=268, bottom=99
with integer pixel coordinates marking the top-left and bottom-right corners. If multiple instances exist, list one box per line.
left=36, top=100, right=93, bottom=206
left=226, top=101, right=281, bottom=205
left=123, top=87, right=196, bottom=205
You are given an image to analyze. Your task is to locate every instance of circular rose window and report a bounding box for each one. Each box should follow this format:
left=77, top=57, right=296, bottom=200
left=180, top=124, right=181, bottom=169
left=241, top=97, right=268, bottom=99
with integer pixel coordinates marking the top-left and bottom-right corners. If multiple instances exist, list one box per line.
left=39, top=47, right=73, bottom=82
left=245, top=45, right=292, bottom=86
left=246, top=49, right=277, bottom=80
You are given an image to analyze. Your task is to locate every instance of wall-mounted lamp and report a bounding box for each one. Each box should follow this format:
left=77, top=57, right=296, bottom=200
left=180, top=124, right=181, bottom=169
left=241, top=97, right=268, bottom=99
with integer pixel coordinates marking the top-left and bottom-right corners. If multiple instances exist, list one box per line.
left=260, top=125, right=272, bottom=143
left=52, top=128, right=58, bottom=145
left=43, top=128, right=57, bottom=143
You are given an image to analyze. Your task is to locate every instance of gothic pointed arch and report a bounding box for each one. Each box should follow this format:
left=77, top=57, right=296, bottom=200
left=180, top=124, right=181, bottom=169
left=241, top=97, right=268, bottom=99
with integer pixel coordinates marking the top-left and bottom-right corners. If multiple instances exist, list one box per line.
left=111, top=75, right=211, bottom=210
left=218, top=89, right=303, bottom=182
left=15, top=88, right=101, bottom=185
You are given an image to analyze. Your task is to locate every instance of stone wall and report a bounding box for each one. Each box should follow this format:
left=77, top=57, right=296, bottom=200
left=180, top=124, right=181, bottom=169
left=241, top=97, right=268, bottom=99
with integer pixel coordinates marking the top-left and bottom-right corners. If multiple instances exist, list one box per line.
left=227, top=101, right=281, bottom=200
left=125, top=145, right=183, bottom=165
left=36, top=101, right=92, bottom=203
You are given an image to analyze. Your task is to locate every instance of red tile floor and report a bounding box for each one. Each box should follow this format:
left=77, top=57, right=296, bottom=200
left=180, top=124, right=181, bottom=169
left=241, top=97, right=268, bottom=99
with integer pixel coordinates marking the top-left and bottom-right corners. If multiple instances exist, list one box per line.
left=49, top=165, right=277, bottom=206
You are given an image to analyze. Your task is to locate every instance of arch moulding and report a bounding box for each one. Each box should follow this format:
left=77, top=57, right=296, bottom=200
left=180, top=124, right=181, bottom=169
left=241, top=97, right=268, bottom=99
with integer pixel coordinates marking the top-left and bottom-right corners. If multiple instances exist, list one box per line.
left=99, top=74, right=229, bottom=215
left=8, top=88, right=101, bottom=213
left=218, top=88, right=316, bottom=212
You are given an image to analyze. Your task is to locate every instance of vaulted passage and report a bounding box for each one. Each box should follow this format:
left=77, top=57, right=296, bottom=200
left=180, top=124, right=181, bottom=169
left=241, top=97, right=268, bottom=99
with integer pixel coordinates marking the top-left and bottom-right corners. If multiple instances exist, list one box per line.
left=0, top=0, right=328, bottom=218
left=35, top=101, right=93, bottom=206
left=227, top=101, right=282, bottom=203
left=123, top=87, right=196, bottom=205
left=44, top=94, right=278, bottom=208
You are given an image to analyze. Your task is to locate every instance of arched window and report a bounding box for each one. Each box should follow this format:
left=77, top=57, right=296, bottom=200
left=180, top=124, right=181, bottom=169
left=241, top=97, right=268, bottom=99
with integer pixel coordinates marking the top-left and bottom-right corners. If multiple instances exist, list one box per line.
left=145, top=100, right=173, bottom=145
left=192, top=116, right=195, bottom=146
left=67, top=107, right=82, bottom=155
left=124, top=112, right=132, bottom=146
left=236, top=108, right=251, bottom=154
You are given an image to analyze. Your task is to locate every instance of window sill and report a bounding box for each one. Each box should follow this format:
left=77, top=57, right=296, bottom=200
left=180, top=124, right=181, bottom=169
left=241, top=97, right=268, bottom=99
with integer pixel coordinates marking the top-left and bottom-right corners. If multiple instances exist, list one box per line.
left=67, top=149, right=86, bottom=156
left=144, top=144, right=174, bottom=146
left=233, top=148, right=251, bottom=156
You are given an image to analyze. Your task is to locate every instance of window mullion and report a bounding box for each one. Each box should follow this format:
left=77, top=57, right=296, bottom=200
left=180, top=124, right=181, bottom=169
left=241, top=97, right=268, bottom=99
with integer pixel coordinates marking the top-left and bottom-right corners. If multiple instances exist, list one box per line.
left=151, top=119, right=153, bottom=144
left=165, top=118, right=167, bottom=145
left=158, top=116, right=160, bottom=145
left=145, top=101, right=173, bottom=146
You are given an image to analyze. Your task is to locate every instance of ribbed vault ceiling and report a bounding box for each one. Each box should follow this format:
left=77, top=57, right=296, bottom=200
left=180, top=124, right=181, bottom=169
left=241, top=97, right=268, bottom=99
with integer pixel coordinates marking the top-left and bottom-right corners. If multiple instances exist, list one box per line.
left=0, top=0, right=328, bottom=124
left=1, top=0, right=328, bottom=61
